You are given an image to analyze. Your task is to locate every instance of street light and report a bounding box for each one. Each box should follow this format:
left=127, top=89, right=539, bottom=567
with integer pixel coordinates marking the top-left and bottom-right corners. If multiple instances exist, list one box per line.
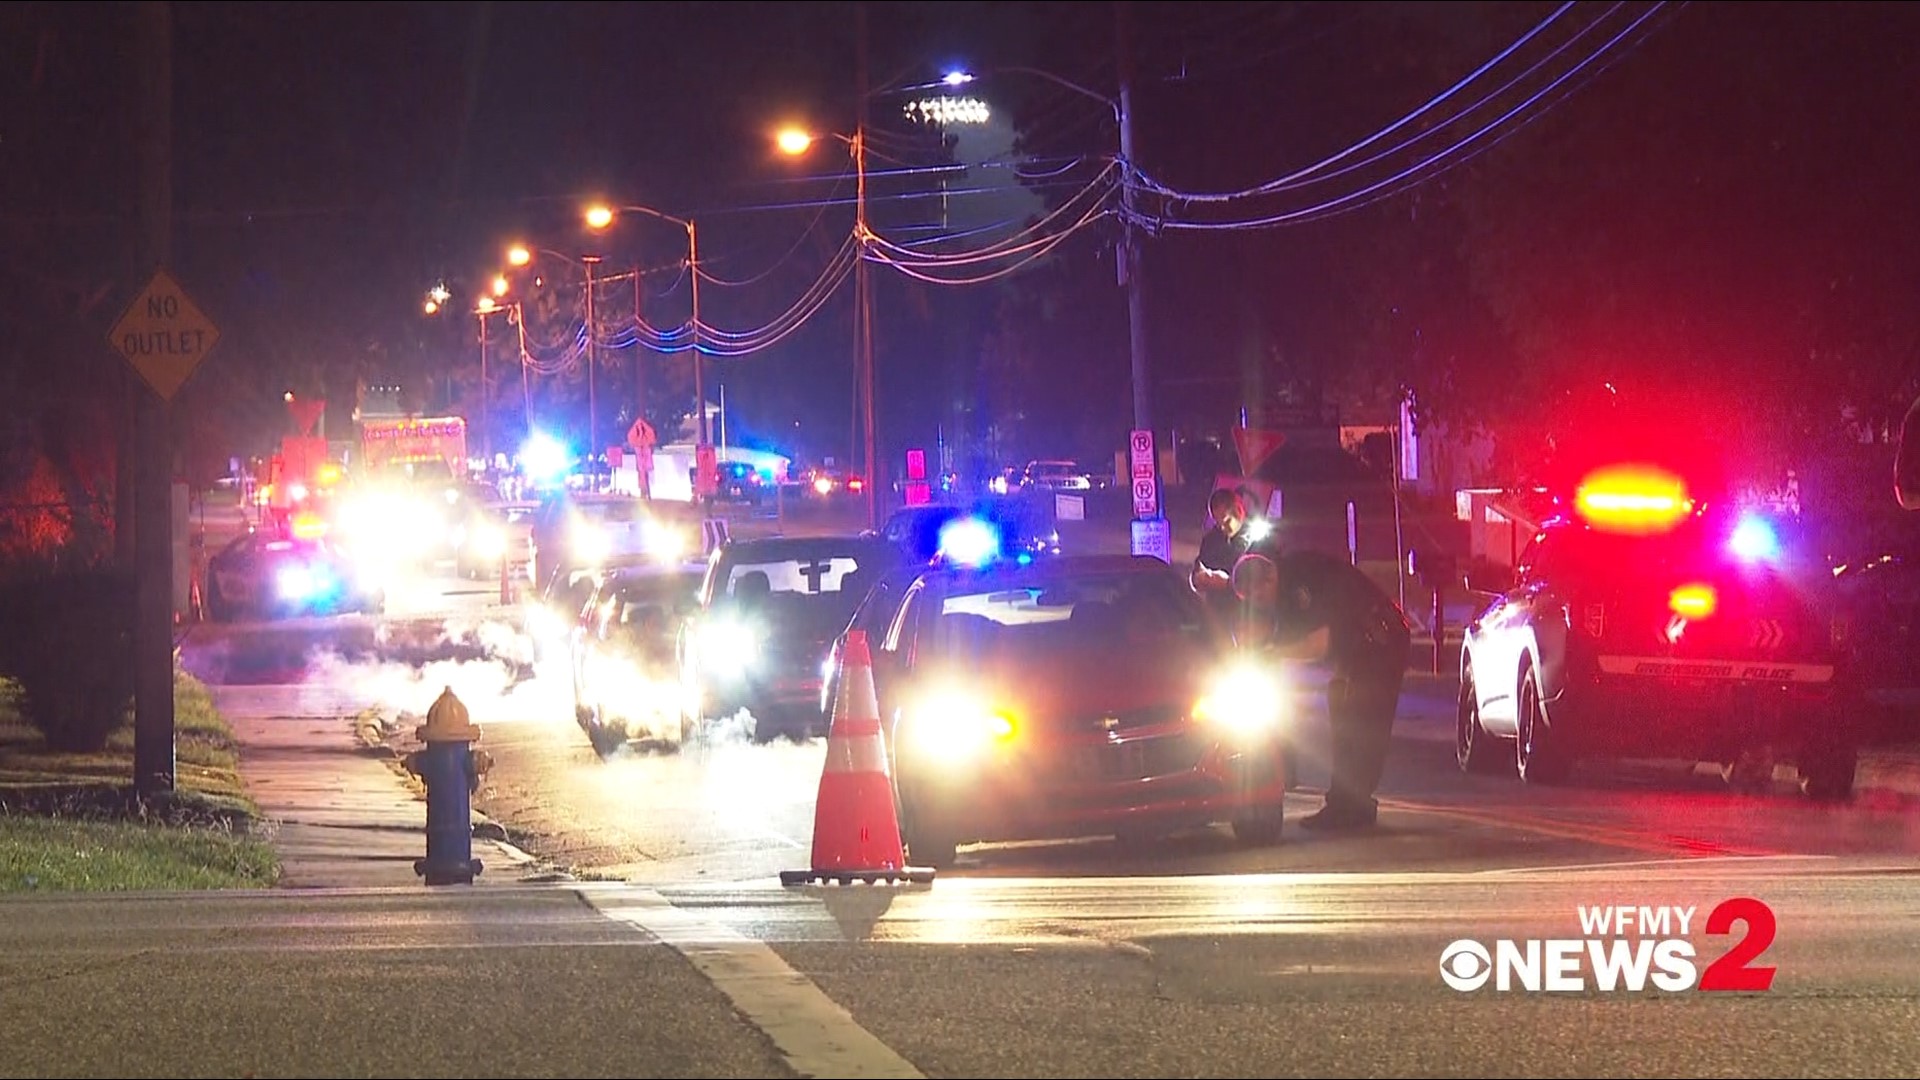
left=775, top=127, right=814, bottom=156
left=776, top=88, right=990, bottom=530
left=583, top=201, right=707, bottom=499
left=499, top=244, right=611, bottom=460
left=422, top=281, right=515, bottom=463
left=938, top=61, right=1155, bottom=535
left=777, top=125, right=878, bottom=527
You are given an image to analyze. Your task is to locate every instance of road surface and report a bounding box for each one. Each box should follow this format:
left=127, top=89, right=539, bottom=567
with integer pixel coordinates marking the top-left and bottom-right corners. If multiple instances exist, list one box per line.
left=135, top=510, right=1920, bottom=1077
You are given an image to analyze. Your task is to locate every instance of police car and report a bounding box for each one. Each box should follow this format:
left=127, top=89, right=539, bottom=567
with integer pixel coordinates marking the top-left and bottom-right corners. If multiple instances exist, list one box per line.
left=1455, top=464, right=1859, bottom=798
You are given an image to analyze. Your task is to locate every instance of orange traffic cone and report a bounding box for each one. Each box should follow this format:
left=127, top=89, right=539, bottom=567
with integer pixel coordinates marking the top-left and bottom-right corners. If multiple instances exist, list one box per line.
left=781, top=630, right=935, bottom=886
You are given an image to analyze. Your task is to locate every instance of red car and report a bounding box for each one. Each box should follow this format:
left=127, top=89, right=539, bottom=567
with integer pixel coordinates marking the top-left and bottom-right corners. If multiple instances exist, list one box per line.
left=835, top=550, right=1292, bottom=868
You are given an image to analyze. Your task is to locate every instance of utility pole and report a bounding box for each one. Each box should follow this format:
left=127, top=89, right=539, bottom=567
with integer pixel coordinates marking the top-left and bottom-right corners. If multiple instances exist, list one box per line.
left=133, top=0, right=175, bottom=794
left=1116, top=0, right=1169, bottom=560
left=1117, top=0, right=1150, bottom=436
left=477, top=313, right=490, bottom=462
left=584, top=255, right=599, bottom=476
left=855, top=1, right=878, bottom=529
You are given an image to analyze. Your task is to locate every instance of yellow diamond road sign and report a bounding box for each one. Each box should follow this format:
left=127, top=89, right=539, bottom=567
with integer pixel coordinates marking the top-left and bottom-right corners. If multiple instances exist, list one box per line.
left=109, top=268, right=220, bottom=401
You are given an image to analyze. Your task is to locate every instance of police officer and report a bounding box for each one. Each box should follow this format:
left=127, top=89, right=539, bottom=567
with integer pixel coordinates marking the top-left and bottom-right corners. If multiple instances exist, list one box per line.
left=1233, top=547, right=1412, bottom=830
left=1192, top=488, right=1257, bottom=624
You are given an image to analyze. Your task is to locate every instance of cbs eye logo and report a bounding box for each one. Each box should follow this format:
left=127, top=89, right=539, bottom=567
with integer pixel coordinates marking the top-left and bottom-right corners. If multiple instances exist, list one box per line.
left=1439, top=939, right=1494, bottom=991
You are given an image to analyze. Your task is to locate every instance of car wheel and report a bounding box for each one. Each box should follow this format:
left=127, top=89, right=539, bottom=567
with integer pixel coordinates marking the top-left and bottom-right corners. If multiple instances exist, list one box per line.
left=585, top=705, right=625, bottom=759
left=904, top=825, right=957, bottom=869
left=1800, top=748, right=1858, bottom=802
left=1456, top=665, right=1509, bottom=775
left=1515, top=661, right=1572, bottom=785
left=206, top=579, right=232, bottom=623
left=1721, top=749, right=1775, bottom=793
left=897, top=777, right=959, bottom=868
left=1232, top=809, right=1284, bottom=846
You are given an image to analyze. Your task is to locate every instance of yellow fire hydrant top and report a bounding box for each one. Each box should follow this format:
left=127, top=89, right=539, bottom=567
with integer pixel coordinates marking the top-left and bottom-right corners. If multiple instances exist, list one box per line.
left=418, top=686, right=483, bottom=744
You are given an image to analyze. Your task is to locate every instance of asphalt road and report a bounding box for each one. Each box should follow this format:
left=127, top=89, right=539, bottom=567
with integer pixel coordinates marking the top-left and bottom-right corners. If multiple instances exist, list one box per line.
left=137, top=509, right=1920, bottom=1078
left=0, top=887, right=791, bottom=1079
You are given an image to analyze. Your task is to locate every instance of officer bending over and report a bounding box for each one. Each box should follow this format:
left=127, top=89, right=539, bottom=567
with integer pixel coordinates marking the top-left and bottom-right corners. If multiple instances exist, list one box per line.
left=1234, top=549, right=1412, bottom=830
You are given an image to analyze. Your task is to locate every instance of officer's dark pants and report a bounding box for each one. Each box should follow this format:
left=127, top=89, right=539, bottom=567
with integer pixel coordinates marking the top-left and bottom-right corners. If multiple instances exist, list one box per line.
left=1324, top=637, right=1411, bottom=815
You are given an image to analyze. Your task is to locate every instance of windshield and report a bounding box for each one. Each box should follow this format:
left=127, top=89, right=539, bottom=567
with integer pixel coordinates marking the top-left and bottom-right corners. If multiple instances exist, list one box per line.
left=575, top=498, right=647, bottom=523
left=930, top=570, right=1220, bottom=663
left=379, top=459, right=454, bottom=485
left=719, top=555, right=877, bottom=636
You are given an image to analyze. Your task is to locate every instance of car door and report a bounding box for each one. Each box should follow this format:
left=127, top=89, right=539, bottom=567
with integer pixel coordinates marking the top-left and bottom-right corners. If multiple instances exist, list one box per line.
left=572, top=577, right=616, bottom=716
left=1465, top=535, right=1554, bottom=733
left=873, top=580, right=936, bottom=736
left=1484, top=530, right=1575, bottom=732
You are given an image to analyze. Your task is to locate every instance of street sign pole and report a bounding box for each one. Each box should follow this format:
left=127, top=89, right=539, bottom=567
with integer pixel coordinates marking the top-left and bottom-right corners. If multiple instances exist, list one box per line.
left=1128, top=428, right=1171, bottom=563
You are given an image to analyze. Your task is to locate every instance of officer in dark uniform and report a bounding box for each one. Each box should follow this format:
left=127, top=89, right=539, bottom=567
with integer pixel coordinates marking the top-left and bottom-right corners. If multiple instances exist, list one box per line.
left=1234, top=548, right=1412, bottom=830
left=1192, top=488, right=1257, bottom=626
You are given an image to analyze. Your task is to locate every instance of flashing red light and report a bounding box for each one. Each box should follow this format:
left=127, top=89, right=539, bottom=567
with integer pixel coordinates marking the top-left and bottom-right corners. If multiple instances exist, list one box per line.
left=1669, top=582, right=1717, bottom=620
left=848, top=477, right=865, bottom=491
left=1574, top=464, right=1694, bottom=534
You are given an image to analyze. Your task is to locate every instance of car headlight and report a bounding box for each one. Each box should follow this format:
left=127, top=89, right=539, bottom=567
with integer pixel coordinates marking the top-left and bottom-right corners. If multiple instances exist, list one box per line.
left=573, top=524, right=611, bottom=565
left=909, top=693, right=1017, bottom=759
left=642, top=521, right=687, bottom=562
left=1193, top=662, right=1288, bottom=736
left=697, top=619, right=760, bottom=679
left=470, top=524, right=507, bottom=561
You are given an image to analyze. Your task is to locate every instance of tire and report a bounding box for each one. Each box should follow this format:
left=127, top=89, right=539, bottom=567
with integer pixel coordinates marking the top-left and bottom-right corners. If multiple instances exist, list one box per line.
left=903, top=823, right=958, bottom=869
left=585, top=705, right=626, bottom=759
left=898, top=776, right=959, bottom=868
left=1721, top=750, right=1775, bottom=793
left=1515, top=661, right=1572, bottom=785
left=1800, top=748, right=1858, bottom=802
left=1456, top=665, right=1509, bottom=775
left=1232, top=810, right=1284, bottom=846
left=206, top=579, right=233, bottom=623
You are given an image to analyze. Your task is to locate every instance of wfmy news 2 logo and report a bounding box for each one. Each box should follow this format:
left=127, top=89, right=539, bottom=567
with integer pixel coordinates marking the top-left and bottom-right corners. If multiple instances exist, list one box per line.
left=1439, top=898, right=1778, bottom=994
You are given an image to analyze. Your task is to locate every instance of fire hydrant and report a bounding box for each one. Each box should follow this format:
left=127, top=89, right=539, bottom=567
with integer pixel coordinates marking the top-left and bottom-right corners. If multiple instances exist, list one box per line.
left=403, top=687, right=494, bottom=886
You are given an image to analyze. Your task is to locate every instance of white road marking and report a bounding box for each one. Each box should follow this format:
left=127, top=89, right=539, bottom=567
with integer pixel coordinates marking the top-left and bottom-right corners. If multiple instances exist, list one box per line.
left=578, top=884, right=924, bottom=1079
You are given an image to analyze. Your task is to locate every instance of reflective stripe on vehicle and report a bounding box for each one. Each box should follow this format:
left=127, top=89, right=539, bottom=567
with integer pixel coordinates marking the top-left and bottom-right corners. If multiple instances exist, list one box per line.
left=1596, top=656, right=1835, bottom=683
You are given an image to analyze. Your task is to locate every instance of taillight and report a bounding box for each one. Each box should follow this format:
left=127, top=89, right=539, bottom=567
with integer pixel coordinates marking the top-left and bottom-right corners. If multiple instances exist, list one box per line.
left=1669, top=583, right=1717, bottom=619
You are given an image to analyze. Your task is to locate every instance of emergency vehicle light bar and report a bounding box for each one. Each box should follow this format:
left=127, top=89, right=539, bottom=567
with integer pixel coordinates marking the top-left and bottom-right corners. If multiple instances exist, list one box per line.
left=1573, top=464, right=1694, bottom=534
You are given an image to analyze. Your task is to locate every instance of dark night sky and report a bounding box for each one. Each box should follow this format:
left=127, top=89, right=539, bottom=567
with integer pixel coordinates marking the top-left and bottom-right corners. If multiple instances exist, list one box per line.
left=5, top=1, right=1919, bottom=474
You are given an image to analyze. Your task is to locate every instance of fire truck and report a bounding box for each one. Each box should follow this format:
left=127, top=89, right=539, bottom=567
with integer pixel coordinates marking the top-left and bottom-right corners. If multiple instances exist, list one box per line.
left=358, top=416, right=469, bottom=479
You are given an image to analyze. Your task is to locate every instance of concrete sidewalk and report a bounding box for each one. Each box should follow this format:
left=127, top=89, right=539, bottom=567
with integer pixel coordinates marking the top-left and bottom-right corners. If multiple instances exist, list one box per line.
left=211, top=684, right=547, bottom=888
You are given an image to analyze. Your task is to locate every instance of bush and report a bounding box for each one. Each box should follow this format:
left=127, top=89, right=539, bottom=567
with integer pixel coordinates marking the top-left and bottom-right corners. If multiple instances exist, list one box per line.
left=0, top=570, right=136, bottom=752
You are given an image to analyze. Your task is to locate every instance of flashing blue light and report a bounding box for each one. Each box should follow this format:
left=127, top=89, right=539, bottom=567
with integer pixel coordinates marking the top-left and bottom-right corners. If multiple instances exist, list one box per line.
left=522, top=431, right=570, bottom=481
left=943, top=70, right=974, bottom=86
left=938, top=517, right=1000, bottom=567
left=1729, top=513, right=1780, bottom=562
left=277, top=563, right=338, bottom=603
left=276, top=565, right=315, bottom=601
